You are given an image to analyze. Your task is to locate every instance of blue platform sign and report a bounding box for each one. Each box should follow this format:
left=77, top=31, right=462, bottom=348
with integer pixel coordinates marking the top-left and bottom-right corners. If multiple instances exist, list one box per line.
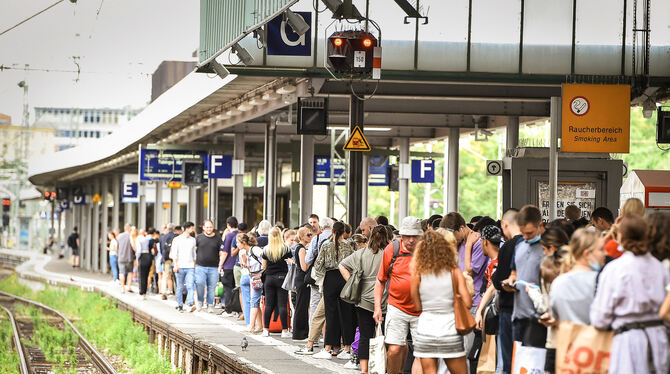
left=208, top=155, right=233, bottom=179
left=139, top=149, right=207, bottom=182
left=411, top=159, right=435, bottom=183
left=72, top=186, right=86, bottom=205
left=267, top=11, right=312, bottom=56
left=59, top=201, right=71, bottom=211
left=314, top=155, right=345, bottom=185
left=369, top=155, right=389, bottom=186
left=122, top=182, right=138, bottom=200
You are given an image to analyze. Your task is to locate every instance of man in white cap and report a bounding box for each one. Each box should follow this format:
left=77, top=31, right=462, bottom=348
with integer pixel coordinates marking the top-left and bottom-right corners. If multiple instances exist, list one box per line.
left=373, top=216, right=423, bottom=374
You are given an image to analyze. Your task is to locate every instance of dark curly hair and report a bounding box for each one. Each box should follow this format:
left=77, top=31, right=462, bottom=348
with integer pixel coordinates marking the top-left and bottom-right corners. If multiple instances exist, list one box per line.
left=619, top=215, right=648, bottom=256
left=412, top=230, right=458, bottom=276
left=646, top=211, right=670, bottom=261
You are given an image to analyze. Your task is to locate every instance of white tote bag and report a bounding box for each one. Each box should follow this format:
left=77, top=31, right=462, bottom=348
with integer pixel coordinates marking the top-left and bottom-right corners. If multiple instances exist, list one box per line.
left=368, top=323, right=386, bottom=374
left=511, top=341, right=546, bottom=374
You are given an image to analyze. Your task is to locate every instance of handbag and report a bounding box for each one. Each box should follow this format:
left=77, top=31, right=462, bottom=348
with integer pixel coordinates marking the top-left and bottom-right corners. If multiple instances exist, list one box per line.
left=511, top=341, right=546, bottom=374
left=226, top=287, right=242, bottom=313
left=483, top=293, right=499, bottom=335
left=451, top=268, right=476, bottom=335
left=340, top=251, right=364, bottom=304
left=282, top=263, right=297, bottom=291
left=248, top=249, right=264, bottom=290
left=368, top=323, right=386, bottom=374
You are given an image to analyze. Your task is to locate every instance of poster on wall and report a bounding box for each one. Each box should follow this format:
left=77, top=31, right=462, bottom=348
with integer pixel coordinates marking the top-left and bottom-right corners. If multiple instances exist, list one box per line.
left=538, top=181, right=597, bottom=223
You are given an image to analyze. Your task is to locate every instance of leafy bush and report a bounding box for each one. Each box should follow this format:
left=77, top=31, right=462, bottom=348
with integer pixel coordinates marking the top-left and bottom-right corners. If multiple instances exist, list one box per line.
left=0, top=318, right=20, bottom=373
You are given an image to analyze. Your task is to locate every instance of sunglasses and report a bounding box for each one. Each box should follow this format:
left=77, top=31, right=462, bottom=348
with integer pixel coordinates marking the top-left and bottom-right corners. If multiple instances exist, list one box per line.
left=306, top=233, right=313, bottom=237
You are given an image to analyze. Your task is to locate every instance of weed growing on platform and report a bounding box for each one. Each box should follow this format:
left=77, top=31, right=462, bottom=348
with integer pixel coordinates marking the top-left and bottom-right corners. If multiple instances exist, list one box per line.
left=0, top=275, right=178, bottom=374
left=0, top=318, right=20, bottom=373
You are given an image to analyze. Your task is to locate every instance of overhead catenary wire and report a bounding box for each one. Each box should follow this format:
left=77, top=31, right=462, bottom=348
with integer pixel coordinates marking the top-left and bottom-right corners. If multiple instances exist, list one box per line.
left=0, top=0, right=67, bottom=37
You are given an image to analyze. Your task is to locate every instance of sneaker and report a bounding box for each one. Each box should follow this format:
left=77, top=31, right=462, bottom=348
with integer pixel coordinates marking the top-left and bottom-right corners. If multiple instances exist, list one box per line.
left=196, top=302, right=203, bottom=312
left=313, top=349, right=333, bottom=359
left=207, top=306, right=214, bottom=314
left=177, top=306, right=184, bottom=312
left=161, top=294, right=167, bottom=300
left=280, top=331, right=292, bottom=338
left=188, top=304, right=197, bottom=312
left=294, top=346, right=314, bottom=355
left=261, top=330, right=270, bottom=337
left=343, top=360, right=359, bottom=370
left=336, top=350, right=352, bottom=360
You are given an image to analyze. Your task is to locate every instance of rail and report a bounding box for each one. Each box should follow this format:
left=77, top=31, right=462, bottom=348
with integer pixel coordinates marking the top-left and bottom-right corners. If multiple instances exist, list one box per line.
left=0, top=290, right=118, bottom=374
left=0, top=304, right=29, bottom=374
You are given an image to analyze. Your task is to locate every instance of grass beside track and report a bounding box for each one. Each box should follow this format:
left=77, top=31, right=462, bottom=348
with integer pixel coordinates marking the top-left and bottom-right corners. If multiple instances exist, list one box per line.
left=0, top=317, right=20, bottom=373
left=0, top=274, right=178, bottom=374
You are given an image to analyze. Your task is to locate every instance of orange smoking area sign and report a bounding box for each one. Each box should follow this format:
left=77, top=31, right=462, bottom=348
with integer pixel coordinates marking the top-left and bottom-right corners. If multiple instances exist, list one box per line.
left=561, top=84, right=630, bottom=153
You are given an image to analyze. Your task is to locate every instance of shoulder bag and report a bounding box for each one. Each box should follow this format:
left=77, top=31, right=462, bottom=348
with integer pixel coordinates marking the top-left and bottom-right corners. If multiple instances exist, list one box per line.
left=340, top=250, right=364, bottom=304
left=282, top=260, right=298, bottom=291
left=451, top=268, right=476, bottom=335
left=249, top=249, right=264, bottom=290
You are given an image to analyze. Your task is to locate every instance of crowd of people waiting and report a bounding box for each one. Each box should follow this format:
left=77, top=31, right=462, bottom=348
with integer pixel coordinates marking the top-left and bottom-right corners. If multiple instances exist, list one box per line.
left=88, top=198, right=670, bottom=374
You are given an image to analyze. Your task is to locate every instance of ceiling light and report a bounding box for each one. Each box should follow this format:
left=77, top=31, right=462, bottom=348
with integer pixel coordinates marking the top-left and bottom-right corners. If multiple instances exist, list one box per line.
left=249, top=97, right=267, bottom=106
left=209, top=60, right=230, bottom=79
left=262, top=91, right=281, bottom=101
left=238, top=102, right=254, bottom=112
left=232, top=43, right=254, bottom=65
left=216, top=113, right=231, bottom=120
left=276, top=84, right=296, bottom=94
left=226, top=108, right=241, bottom=116
left=285, top=10, right=310, bottom=36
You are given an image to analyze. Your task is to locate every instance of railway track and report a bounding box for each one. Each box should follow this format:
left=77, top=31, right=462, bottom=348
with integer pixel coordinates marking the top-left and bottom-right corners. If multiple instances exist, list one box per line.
left=0, top=290, right=117, bottom=374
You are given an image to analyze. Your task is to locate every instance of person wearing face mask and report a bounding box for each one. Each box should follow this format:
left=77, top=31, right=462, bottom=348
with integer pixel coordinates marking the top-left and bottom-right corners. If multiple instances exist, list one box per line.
left=501, top=205, right=546, bottom=345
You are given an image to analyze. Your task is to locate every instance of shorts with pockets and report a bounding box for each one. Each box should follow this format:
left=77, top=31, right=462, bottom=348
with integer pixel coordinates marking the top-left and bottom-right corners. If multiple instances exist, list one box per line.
left=384, top=304, right=419, bottom=346
left=118, top=261, right=133, bottom=277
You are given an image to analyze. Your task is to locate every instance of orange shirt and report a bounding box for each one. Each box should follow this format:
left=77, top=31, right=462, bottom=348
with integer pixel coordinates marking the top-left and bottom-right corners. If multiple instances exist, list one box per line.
left=604, top=238, right=622, bottom=259
left=377, top=240, right=419, bottom=316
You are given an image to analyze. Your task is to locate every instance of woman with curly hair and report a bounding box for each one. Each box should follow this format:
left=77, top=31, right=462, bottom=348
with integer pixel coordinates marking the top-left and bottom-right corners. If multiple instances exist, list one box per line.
left=590, top=214, right=670, bottom=374
left=410, top=230, right=470, bottom=374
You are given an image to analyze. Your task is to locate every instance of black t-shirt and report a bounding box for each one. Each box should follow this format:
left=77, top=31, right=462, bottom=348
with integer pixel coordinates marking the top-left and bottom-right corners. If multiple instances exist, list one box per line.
left=491, top=234, right=522, bottom=312
left=196, top=233, right=223, bottom=267
left=262, top=247, right=293, bottom=277
left=68, top=233, right=79, bottom=249
left=294, top=244, right=307, bottom=284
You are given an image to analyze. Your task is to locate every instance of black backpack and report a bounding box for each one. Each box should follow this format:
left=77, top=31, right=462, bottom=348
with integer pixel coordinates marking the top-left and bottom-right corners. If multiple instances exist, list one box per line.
left=303, top=233, right=321, bottom=286
left=67, top=234, right=76, bottom=249
left=163, top=234, right=175, bottom=259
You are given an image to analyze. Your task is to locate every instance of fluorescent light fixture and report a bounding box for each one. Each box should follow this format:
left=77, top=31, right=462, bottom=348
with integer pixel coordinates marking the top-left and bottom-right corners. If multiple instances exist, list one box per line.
left=285, top=10, right=310, bottom=36
left=262, top=91, right=281, bottom=101
left=232, top=43, right=254, bottom=65
left=216, top=113, right=231, bottom=120
left=209, top=60, right=230, bottom=79
left=238, top=102, right=254, bottom=112
left=249, top=97, right=267, bottom=106
left=327, top=126, right=391, bottom=131
left=276, top=84, right=296, bottom=94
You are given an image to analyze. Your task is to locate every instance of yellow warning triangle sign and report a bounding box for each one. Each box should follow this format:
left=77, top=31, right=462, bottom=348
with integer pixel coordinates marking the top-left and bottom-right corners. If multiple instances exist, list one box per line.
left=343, top=126, right=371, bottom=152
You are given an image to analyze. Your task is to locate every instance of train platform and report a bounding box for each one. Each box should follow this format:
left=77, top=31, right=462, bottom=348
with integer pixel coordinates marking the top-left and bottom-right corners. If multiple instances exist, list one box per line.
left=0, top=248, right=352, bottom=374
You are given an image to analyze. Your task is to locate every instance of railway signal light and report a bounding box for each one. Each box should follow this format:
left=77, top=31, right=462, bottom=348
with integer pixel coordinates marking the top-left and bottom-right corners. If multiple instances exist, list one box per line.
left=44, top=191, right=56, bottom=201
left=326, top=31, right=379, bottom=78
left=182, top=159, right=205, bottom=186
left=2, top=198, right=10, bottom=213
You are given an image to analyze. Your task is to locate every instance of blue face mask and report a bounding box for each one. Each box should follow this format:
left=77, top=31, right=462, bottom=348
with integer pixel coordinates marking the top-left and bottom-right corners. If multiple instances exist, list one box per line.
left=588, top=261, right=602, bottom=272
left=525, top=235, right=541, bottom=245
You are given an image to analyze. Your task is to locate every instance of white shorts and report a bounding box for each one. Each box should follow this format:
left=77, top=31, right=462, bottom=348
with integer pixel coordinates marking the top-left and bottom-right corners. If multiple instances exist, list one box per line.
left=384, top=304, right=419, bottom=346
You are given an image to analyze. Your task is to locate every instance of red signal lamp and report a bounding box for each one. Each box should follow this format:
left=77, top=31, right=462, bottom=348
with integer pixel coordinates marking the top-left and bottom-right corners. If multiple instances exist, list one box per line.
left=333, top=37, right=343, bottom=47
left=363, top=38, right=372, bottom=47
left=2, top=199, right=10, bottom=206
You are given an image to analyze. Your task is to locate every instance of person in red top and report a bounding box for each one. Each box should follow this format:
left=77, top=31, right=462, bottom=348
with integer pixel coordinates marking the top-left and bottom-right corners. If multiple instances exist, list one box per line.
left=475, top=225, right=502, bottom=330
left=374, top=216, right=423, bottom=374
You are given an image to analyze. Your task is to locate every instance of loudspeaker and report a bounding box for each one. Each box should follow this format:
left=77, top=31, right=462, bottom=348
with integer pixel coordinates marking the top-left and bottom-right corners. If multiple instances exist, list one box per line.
left=657, top=108, right=670, bottom=144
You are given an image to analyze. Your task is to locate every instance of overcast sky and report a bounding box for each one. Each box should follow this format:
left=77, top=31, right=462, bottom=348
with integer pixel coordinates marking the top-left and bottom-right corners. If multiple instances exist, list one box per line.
left=0, top=0, right=198, bottom=124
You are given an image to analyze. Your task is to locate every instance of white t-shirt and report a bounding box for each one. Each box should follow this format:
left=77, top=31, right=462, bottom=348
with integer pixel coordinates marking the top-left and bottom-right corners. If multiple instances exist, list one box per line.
left=246, top=246, right=263, bottom=273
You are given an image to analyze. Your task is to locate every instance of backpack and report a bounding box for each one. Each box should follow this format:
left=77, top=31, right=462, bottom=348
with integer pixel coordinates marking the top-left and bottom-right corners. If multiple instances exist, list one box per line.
left=303, top=233, right=321, bottom=286
left=163, top=234, right=175, bottom=259
left=388, top=239, right=411, bottom=276
left=67, top=234, right=76, bottom=249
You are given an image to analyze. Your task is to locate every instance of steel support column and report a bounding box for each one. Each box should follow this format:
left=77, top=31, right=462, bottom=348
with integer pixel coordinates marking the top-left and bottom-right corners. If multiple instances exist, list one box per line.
left=549, top=97, right=561, bottom=221
left=299, top=135, right=314, bottom=224
left=398, top=137, right=410, bottom=223
left=188, top=187, right=197, bottom=224
left=361, top=154, right=369, bottom=218
left=112, top=174, right=120, bottom=231
left=507, top=116, right=520, bottom=151
left=83, top=184, right=92, bottom=270
left=76, top=204, right=83, bottom=259
left=91, top=179, right=100, bottom=271
left=57, top=205, right=62, bottom=248
left=139, top=182, right=147, bottom=230
left=100, top=176, right=109, bottom=273
left=348, top=96, right=364, bottom=227
left=445, top=128, right=460, bottom=213
left=170, top=188, right=179, bottom=225
left=154, top=181, right=163, bottom=229
left=290, top=141, right=301, bottom=228
left=208, top=178, right=218, bottom=225
left=232, top=134, right=245, bottom=223
left=263, top=119, right=277, bottom=224
left=124, top=202, right=132, bottom=227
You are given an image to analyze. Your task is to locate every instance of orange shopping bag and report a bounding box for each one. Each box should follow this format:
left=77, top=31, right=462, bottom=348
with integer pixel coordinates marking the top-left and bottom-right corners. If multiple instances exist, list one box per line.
left=555, top=321, right=613, bottom=374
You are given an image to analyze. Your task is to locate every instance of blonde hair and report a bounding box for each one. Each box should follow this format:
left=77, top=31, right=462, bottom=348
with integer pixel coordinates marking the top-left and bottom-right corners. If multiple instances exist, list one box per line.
left=265, top=227, right=288, bottom=262
left=621, top=198, right=645, bottom=217
left=297, top=226, right=311, bottom=243
left=435, top=228, right=458, bottom=248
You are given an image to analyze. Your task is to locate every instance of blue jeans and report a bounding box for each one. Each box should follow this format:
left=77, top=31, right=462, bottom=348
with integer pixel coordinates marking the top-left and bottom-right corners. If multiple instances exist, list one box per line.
left=499, top=310, right=513, bottom=374
left=109, top=254, right=118, bottom=281
left=175, top=268, right=195, bottom=307
left=240, top=274, right=251, bottom=326
left=195, top=265, right=219, bottom=306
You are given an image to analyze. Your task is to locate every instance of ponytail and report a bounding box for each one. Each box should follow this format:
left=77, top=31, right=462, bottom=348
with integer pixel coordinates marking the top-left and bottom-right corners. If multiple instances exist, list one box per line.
left=331, top=221, right=346, bottom=256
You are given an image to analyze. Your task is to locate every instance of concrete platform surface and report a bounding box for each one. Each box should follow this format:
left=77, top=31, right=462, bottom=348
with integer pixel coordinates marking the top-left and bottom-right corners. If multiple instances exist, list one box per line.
left=1, top=248, right=356, bottom=374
